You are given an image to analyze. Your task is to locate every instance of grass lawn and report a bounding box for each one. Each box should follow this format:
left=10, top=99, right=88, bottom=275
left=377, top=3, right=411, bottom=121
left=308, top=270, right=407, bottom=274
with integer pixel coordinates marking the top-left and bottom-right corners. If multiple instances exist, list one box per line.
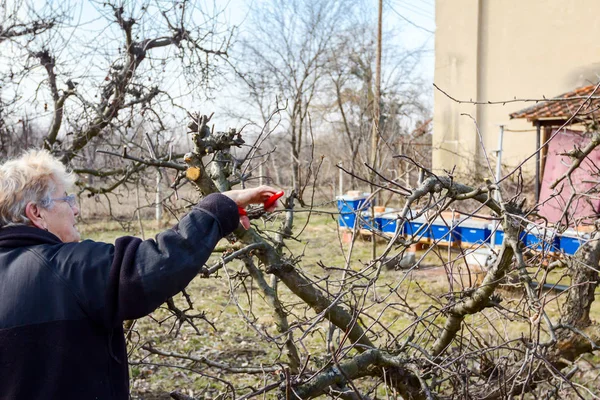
left=77, top=207, right=600, bottom=399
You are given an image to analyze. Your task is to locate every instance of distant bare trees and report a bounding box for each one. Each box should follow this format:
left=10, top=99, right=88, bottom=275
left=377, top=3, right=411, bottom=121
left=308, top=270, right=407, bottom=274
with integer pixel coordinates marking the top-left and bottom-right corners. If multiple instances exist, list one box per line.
left=325, top=21, right=430, bottom=193
left=234, top=0, right=362, bottom=193
left=233, top=0, right=431, bottom=198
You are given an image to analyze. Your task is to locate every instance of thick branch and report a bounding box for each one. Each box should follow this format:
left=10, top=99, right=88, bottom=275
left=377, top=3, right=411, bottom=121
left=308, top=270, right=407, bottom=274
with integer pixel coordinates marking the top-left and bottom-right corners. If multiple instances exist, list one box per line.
left=96, top=149, right=186, bottom=171
left=239, top=227, right=375, bottom=350
left=242, top=256, right=301, bottom=373
left=561, top=229, right=600, bottom=328
left=402, top=176, right=519, bottom=357
left=431, top=242, right=514, bottom=356
left=288, top=349, right=424, bottom=400
left=34, top=49, right=75, bottom=149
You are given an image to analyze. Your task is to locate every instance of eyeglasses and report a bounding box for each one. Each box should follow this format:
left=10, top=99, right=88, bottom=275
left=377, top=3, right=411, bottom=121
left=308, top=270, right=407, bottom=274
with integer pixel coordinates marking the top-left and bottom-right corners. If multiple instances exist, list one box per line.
left=51, top=194, right=78, bottom=208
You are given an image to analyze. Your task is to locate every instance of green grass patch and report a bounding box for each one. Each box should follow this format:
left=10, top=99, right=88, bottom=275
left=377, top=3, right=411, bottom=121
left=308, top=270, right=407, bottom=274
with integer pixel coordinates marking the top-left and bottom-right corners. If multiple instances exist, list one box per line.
left=77, top=208, right=600, bottom=398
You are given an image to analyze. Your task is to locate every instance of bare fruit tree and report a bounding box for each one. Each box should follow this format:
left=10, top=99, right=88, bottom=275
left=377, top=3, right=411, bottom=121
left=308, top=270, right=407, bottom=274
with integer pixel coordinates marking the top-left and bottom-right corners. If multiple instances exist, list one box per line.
left=3, top=1, right=600, bottom=399
left=232, top=0, right=430, bottom=201
left=0, top=0, right=231, bottom=208
left=324, top=20, right=430, bottom=195
left=118, top=98, right=600, bottom=399
left=0, top=0, right=61, bottom=157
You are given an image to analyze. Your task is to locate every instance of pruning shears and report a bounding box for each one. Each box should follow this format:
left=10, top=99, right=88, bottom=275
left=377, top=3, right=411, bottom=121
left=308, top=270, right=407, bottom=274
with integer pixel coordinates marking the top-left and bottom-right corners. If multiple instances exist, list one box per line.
left=237, top=191, right=284, bottom=217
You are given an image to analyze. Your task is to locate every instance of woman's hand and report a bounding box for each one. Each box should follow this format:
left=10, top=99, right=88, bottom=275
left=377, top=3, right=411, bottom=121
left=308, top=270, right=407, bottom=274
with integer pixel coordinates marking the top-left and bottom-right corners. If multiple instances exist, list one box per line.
left=222, top=186, right=281, bottom=229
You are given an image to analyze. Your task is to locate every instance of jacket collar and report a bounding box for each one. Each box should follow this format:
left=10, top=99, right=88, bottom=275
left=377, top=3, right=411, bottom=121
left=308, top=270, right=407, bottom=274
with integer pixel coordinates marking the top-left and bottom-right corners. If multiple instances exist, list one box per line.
left=0, top=225, right=62, bottom=248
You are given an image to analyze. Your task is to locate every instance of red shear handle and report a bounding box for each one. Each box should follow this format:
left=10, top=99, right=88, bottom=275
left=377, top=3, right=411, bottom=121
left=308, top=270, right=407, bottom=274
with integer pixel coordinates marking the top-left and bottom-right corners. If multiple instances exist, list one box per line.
left=237, top=191, right=283, bottom=217
left=263, top=191, right=284, bottom=209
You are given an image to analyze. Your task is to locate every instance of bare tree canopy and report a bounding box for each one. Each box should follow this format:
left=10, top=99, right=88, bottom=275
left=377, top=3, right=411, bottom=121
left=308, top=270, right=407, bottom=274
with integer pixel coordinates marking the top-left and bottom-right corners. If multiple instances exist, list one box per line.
left=0, top=0, right=231, bottom=183
left=3, top=1, right=600, bottom=399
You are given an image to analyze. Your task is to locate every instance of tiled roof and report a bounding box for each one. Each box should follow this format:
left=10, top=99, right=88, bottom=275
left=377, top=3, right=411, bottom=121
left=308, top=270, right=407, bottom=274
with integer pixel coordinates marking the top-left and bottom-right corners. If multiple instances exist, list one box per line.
left=509, top=84, right=600, bottom=122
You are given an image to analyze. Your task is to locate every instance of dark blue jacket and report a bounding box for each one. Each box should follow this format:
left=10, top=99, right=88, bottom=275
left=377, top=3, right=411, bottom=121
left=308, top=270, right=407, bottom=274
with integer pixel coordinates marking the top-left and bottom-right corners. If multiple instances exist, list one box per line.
left=0, top=193, right=239, bottom=399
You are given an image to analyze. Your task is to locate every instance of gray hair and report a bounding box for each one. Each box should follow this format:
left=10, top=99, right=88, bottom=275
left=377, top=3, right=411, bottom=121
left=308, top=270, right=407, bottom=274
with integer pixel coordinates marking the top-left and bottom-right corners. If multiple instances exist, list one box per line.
left=0, top=149, right=76, bottom=228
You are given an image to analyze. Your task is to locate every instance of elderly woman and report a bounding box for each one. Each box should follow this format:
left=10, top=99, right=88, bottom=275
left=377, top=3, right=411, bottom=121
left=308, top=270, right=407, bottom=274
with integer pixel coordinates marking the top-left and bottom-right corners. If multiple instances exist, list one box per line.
left=0, top=149, right=279, bottom=399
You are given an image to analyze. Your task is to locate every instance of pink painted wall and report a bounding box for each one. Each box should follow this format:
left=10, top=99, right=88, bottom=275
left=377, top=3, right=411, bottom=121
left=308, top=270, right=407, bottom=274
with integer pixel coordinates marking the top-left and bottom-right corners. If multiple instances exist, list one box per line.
left=539, top=129, right=600, bottom=226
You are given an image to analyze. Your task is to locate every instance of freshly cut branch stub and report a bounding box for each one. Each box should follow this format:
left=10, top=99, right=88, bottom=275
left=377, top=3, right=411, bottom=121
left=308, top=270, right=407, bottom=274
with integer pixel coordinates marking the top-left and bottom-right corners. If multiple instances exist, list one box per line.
left=185, top=167, right=201, bottom=181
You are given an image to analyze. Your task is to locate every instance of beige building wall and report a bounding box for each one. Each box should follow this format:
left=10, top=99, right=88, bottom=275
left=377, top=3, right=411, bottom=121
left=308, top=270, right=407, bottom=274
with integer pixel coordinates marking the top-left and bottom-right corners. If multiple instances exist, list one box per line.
left=433, top=0, right=600, bottom=178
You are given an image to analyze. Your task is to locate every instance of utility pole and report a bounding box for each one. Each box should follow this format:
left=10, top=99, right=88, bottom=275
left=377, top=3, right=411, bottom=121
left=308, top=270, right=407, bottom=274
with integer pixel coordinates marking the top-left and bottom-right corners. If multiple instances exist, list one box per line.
left=371, top=0, right=383, bottom=259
